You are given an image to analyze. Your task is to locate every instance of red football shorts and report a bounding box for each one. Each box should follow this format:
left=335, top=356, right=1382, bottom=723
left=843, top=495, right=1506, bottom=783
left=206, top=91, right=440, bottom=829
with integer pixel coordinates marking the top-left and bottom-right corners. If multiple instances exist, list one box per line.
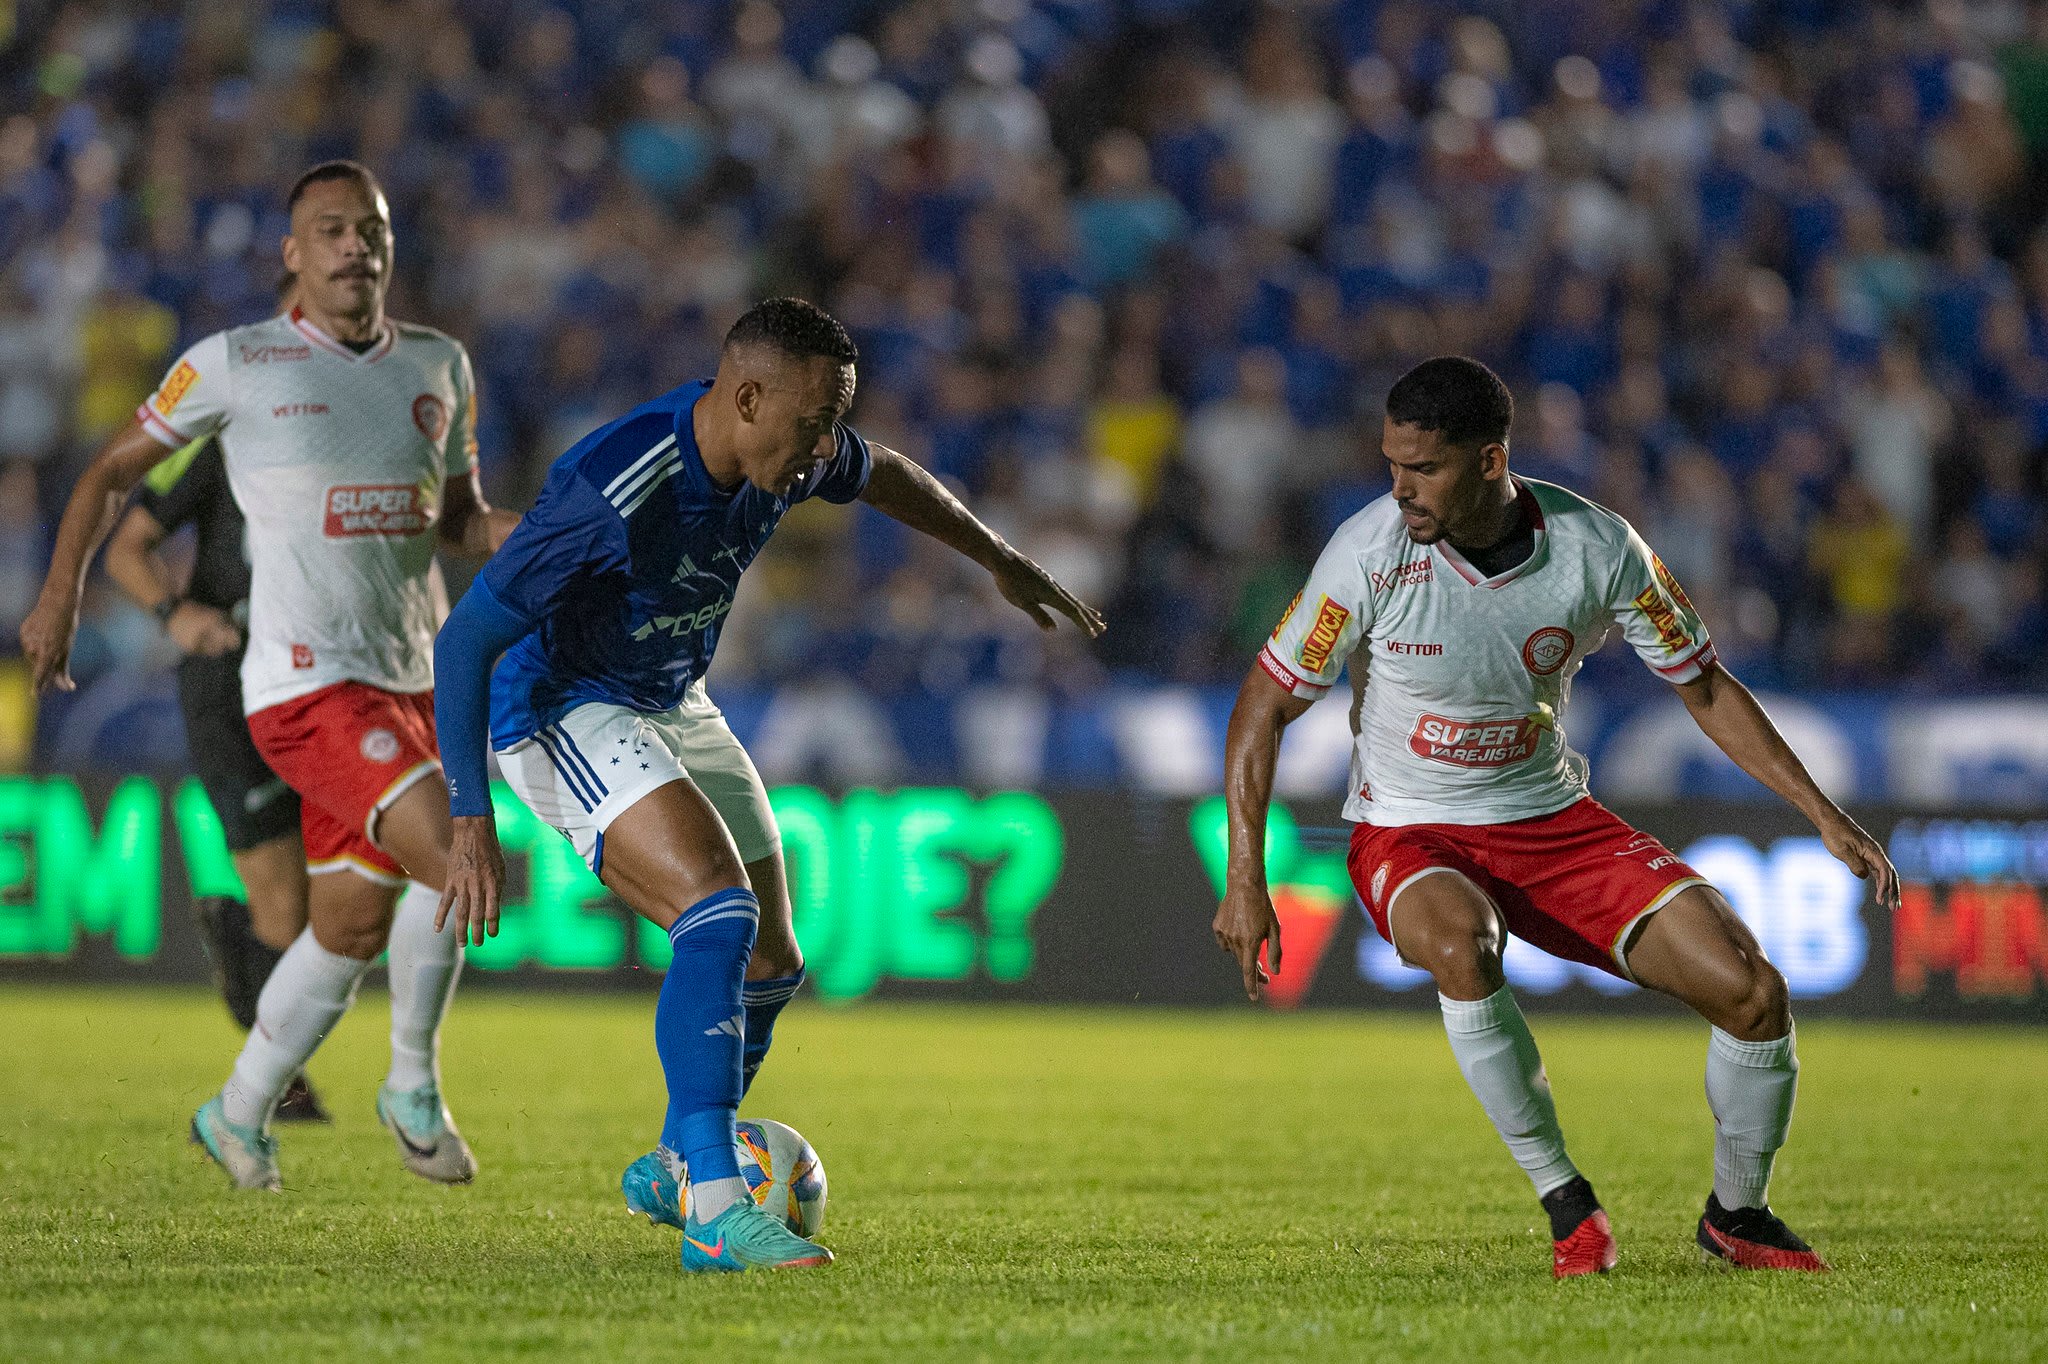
left=246, top=682, right=440, bottom=884
left=1347, top=798, right=1708, bottom=982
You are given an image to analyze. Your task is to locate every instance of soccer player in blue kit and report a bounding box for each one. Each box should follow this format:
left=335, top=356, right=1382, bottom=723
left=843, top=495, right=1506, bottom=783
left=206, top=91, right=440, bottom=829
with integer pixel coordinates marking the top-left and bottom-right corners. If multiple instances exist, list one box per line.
left=432, top=298, right=1104, bottom=1272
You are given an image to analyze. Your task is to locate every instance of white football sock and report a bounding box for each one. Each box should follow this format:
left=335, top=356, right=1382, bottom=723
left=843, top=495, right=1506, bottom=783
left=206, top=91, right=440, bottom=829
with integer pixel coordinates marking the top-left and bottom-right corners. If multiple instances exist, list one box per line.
left=689, top=1176, right=749, bottom=1222
left=221, top=929, right=370, bottom=1129
left=1705, top=1025, right=1798, bottom=1209
left=385, top=881, right=463, bottom=1093
left=1440, top=986, right=1580, bottom=1196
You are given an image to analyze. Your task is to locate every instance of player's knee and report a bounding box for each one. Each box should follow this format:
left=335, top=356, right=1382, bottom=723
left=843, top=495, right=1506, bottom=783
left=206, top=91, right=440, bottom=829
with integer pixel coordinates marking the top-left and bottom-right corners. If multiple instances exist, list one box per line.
left=1727, top=958, right=1791, bottom=1041
left=641, top=861, right=751, bottom=933
left=311, top=915, right=390, bottom=962
left=1400, top=899, right=1504, bottom=994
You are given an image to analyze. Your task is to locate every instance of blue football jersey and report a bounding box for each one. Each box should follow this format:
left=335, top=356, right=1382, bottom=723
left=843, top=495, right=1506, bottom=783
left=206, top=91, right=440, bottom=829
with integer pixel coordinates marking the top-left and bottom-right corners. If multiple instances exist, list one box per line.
left=481, top=379, right=870, bottom=748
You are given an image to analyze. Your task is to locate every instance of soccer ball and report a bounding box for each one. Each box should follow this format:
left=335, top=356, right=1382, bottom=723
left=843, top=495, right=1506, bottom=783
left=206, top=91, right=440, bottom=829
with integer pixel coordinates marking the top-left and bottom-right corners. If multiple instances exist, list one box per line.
left=734, top=1118, right=827, bottom=1236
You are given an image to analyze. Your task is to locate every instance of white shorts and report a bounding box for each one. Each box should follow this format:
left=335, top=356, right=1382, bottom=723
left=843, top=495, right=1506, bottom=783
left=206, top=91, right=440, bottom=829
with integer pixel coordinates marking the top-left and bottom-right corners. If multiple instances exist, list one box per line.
left=495, top=682, right=780, bottom=874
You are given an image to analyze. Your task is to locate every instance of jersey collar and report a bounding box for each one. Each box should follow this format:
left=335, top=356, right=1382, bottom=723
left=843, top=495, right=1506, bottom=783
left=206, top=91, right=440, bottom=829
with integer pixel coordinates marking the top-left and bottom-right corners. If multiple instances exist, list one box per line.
left=288, top=306, right=395, bottom=363
left=1434, top=479, right=1548, bottom=589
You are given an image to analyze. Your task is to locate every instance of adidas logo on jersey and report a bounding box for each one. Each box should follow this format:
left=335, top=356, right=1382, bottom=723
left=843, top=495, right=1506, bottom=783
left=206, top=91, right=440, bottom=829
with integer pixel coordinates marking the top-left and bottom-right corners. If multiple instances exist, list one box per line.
left=671, top=554, right=700, bottom=585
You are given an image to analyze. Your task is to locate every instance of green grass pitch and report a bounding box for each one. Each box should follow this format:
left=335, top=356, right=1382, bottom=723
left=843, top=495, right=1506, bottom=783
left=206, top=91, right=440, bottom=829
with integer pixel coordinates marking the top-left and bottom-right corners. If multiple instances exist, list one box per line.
left=1, top=986, right=2042, bottom=1361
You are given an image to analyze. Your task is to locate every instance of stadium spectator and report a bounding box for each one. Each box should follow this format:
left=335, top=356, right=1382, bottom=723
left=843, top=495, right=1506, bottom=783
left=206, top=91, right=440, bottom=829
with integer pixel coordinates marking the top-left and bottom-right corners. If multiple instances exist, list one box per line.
left=3, top=0, right=2046, bottom=747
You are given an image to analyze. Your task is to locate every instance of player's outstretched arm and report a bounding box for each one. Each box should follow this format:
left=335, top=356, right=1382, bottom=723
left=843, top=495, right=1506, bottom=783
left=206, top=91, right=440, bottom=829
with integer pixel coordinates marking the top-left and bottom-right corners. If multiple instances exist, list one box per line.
left=19, top=418, right=183, bottom=692
left=1214, top=663, right=1317, bottom=1001
left=858, top=445, right=1105, bottom=638
left=431, top=580, right=535, bottom=944
left=1674, top=661, right=1900, bottom=910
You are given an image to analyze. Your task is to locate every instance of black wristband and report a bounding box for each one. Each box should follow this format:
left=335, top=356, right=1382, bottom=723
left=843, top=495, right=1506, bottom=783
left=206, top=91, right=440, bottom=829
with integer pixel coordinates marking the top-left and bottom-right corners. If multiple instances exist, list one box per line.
left=152, top=595, right=183, bottom=625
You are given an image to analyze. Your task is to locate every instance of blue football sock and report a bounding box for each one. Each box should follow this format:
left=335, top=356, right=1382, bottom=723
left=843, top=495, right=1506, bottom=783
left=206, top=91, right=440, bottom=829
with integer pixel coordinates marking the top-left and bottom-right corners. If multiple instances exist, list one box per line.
left=654, top=887, right=759, bottom=1209
left=740, top=968, right=805, bottom=1096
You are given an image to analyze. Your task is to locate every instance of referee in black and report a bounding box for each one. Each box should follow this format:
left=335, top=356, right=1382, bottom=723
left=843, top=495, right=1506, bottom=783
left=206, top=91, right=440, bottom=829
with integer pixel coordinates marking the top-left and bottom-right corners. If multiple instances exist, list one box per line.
left=105, top=431, right=326, bottom=1122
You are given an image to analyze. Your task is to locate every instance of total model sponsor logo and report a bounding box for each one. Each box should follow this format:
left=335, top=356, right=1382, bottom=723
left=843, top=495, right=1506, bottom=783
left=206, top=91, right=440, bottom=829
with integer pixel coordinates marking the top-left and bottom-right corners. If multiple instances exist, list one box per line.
left=323, top=483, right=436, bottom=537
left=1408, top=708, right=1553, bottom=767
left=1370, top=557, right=1433, bottom=593
left=239, top=342, right=312, bottom=364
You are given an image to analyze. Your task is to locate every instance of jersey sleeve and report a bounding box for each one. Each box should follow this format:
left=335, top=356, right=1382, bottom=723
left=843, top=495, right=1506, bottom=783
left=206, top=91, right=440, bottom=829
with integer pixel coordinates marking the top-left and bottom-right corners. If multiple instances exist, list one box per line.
left=1606, top=524, right=1717, bottom=682
left=1258, top=535, right=1372, bottom=699
left=476, top=467, right=632, bottom=626
left=136, top=333, right=231, bottom=447
left=444, top=344, right=481, bottom=475
left=791, top=422, right=872, bottom=505
left=133, top=436, right=221, bottom=533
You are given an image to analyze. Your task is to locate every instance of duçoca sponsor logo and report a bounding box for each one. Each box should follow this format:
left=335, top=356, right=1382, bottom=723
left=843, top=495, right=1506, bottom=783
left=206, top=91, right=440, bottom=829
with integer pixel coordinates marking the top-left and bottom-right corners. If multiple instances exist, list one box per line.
left=323, top=484, right=434, bottom=536
left=1408, top=711, right=1551, bottom=767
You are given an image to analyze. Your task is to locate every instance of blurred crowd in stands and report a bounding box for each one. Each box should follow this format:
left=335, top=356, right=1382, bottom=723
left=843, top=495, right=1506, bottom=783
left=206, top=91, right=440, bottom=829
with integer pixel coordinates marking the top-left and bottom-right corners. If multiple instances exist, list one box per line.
left=4, top=0, right=2048, bottom=761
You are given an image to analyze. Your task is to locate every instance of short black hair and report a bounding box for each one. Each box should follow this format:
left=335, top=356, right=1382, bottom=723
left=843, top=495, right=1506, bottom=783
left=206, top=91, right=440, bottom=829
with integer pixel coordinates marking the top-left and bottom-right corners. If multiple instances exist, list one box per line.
left=286, top=160, right=385, bottom=214
left=724, top=297, right=858, bottom=366
left=1384, top=356, right=1514, bottom=447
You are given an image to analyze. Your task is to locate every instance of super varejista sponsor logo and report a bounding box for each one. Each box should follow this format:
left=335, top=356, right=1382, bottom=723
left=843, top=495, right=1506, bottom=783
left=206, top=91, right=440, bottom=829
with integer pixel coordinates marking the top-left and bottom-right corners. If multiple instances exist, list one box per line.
left=323, top=483, right=436, bottom=536
left=1407, top=708, right=1555, bottom=767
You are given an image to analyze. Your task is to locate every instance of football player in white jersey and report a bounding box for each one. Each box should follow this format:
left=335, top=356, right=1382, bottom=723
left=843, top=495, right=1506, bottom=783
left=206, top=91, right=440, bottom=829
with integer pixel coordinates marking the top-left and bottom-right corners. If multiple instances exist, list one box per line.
left=1213, top=357, right=1900, bottom=1277
left=21, top=161, right=516, bottom=1192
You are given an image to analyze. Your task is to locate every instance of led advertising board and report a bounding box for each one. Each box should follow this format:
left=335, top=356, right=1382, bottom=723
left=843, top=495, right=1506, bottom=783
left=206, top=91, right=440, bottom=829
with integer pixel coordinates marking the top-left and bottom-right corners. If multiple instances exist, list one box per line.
left=2, top=777, right=2040, bottom=1020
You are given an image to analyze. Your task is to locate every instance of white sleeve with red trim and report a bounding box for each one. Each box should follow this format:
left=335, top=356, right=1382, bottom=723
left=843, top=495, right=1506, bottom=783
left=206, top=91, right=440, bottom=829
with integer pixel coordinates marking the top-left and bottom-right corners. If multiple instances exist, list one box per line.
left=445, top=342, right=480, bottom=475
left=1257, top=534, right=1372, bottom=698
left=1607, top=523, right=1716, bottom=682
left=135, top=332, right=231, bottom=448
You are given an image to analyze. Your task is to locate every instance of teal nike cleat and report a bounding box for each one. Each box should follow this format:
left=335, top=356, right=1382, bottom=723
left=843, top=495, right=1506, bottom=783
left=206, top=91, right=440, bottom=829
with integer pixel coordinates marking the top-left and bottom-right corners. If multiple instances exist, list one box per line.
left=622, top=1148, right=684, bottom=1229
left=375, top=1082, right=478, bottom=1185
left=190, top=1095, right=281, bottom=1192
left=680, top=1197, right=832, bottom=1273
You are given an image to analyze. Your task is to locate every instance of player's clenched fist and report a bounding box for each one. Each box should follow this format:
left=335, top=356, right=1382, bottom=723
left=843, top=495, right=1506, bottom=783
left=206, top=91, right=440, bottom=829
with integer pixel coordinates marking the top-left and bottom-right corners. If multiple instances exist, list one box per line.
left=1213, top=883, right=1282, bottom=1002
left=19, top=595, right=79, bottom=693
left=438, top=814, right=506, bottom=946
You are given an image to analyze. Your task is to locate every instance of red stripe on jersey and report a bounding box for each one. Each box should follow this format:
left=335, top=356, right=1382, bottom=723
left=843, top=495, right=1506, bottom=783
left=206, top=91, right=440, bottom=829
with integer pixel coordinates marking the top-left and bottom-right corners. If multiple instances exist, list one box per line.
left=1258, top=644, right=1328, bottom=696
left=1651, top=639, right=1718, bottom=680
left=135, top=402, right=189, bottom=448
